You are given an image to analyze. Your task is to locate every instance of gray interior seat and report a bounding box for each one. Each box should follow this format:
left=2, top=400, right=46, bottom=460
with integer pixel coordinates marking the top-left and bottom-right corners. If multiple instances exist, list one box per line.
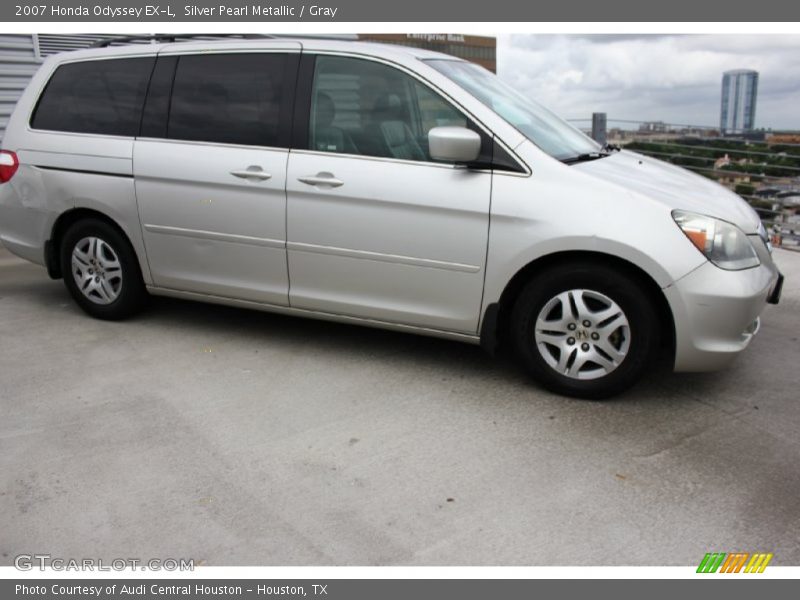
left=367, top=93, right=426, bottom=161
left=311, top=92, right=358, bottom=154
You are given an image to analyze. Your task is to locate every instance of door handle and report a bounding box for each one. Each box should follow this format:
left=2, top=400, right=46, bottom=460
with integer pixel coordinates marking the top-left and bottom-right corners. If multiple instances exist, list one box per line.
left=297, top=172, right=344, bottom=188
left=230, top=166, right=272, bottom=181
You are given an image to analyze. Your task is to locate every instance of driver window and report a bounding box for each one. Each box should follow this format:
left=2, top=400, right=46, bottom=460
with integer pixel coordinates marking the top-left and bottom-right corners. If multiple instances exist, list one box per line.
left=309, top=55, right=469, bottom=163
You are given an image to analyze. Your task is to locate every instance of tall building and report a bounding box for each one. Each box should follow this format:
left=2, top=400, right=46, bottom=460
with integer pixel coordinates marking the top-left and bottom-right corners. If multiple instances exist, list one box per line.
left=720, top=69, right=759, bottom=134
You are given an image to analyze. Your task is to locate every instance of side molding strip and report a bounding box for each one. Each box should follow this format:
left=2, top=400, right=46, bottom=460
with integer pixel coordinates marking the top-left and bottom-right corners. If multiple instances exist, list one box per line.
left=143, top=224, right=285, bottom=249
left=287, top=241, right=481, bottom=273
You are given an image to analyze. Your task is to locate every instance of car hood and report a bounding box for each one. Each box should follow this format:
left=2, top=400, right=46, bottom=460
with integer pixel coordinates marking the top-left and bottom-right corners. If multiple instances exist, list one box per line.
left=571, top=149, right=761, bottom=233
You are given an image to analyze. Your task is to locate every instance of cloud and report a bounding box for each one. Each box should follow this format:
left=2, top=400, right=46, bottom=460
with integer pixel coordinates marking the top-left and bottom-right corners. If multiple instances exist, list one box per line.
left=497, top=35, right=800, bottom=129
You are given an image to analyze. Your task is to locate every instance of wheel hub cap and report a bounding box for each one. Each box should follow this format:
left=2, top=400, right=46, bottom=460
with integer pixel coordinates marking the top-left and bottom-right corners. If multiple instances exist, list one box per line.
left=71, top=236, right=123, bottom=305
left=533, top=289, right=630, bottom=381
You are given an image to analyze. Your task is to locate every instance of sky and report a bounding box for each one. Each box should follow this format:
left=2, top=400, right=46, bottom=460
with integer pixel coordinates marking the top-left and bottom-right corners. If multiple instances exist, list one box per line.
left=497, top=34, right=800, bottom=131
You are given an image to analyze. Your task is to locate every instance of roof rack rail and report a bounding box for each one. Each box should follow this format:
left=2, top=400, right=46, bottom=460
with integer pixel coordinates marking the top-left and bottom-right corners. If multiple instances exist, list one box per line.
left=91, top=34, right=276, bottom=48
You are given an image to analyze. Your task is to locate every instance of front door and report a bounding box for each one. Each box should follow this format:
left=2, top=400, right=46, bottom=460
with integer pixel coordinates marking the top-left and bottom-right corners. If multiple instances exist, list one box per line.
left=286, top=55, right=492, bottom=333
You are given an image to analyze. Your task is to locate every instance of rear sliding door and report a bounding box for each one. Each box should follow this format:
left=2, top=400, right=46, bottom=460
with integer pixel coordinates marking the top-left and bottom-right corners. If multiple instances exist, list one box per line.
left=134, top=49, right=299, bottom=305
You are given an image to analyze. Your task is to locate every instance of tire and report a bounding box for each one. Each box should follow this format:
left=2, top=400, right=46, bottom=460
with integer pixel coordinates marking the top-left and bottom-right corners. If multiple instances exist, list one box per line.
left=60, top=218, right=148, bottom=320
left=510, top=262, right=660, bottom=399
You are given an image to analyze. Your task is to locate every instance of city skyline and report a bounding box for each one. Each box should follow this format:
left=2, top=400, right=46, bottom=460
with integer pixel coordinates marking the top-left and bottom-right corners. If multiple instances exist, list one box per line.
left=497, top=34, right=800, bottom=131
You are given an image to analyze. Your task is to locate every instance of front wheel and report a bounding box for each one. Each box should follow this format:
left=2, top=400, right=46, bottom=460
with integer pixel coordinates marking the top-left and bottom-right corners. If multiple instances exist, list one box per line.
left=510, top=263, right=660, bottom=399
left=60, top=218, right=148, bottom=320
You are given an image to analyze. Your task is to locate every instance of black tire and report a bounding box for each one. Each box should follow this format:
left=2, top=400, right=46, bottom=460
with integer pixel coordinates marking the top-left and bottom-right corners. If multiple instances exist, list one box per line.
left=60, top=218, right=148, bottom=320
left=510, top=262, right=660, bottom=399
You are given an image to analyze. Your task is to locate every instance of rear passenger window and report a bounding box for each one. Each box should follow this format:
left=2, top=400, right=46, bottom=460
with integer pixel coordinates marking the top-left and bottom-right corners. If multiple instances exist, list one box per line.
left=168, top=53, right=286, bottom=147
left=31, top=57, right=154, bottom=137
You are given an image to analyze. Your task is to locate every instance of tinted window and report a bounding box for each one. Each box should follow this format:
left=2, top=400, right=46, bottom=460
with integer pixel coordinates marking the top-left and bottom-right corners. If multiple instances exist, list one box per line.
left=31, top=57, right=154, bottom=136
left=309, top=56, right=469, bottom=163
left=168, top=54, right=286, bottom=147
left=139, top=56, right=177, bottom=139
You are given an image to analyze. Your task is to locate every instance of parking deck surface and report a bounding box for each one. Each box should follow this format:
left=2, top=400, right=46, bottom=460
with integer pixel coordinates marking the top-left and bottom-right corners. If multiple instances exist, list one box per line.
left=1, top=245, right=798, bottom=566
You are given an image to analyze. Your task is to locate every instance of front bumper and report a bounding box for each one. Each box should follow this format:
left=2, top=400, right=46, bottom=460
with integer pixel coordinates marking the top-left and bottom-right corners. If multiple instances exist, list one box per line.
left=665, top=243, right=781, bottom=372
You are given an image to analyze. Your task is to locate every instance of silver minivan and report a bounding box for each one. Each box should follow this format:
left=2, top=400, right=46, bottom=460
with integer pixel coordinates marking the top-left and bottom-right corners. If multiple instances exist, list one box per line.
left=0, top=37, right=783, bottom=398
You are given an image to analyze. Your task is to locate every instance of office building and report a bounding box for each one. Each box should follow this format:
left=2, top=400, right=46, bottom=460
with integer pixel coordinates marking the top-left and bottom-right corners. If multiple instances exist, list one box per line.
left=720, top=69, right=759, bottom=134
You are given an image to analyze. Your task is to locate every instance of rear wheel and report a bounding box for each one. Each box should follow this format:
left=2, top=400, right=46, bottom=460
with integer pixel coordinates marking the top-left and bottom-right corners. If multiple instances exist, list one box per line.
left=60, top=219, right=148, bottom=320
left=510, top=263, right=659, bottom=399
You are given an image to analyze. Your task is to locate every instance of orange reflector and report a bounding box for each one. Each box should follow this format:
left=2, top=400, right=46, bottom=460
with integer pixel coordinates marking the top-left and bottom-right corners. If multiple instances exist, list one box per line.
left=684, top=229, right=707, bottom=252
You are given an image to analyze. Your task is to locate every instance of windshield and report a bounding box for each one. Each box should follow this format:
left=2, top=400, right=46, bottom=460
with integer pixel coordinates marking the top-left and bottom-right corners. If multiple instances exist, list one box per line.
left=426, top=59, right=602, bottom=161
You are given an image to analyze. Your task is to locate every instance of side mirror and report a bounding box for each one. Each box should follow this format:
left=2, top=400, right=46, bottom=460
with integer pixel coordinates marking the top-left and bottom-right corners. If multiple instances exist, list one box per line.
left=428, top=126, right=481, bottom=163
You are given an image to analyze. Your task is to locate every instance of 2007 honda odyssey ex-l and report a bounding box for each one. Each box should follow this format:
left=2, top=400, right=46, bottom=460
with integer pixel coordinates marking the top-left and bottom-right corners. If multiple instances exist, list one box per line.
left=0, top=37, right=783, bottom=398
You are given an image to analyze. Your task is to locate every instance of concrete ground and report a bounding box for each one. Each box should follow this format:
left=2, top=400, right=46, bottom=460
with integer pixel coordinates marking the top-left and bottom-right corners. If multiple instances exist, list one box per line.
left=1, top=244, right=798, bottom=566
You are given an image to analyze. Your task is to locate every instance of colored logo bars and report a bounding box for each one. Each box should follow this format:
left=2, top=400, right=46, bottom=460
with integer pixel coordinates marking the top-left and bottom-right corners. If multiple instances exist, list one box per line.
left=697, top=552, right=773, bottom=573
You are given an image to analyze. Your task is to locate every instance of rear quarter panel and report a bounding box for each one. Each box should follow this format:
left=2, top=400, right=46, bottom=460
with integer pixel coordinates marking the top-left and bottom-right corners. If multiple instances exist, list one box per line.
left=0, top=51, right=153, bottom=282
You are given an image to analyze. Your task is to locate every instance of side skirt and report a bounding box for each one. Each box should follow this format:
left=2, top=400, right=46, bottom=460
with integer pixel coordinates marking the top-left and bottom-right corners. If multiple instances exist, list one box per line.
left=146, top=286, right=482, bottom=345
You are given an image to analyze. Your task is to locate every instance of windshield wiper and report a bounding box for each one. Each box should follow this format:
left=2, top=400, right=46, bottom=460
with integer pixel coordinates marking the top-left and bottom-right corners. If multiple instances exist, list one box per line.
left=561, top=143, right=622, bottom=164
left=561, top=151, right=610, bottom=165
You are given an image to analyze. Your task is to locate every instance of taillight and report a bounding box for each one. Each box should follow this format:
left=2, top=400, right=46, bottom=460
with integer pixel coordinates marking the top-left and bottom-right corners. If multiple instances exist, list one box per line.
left=0, top=150, right=19, bottom=183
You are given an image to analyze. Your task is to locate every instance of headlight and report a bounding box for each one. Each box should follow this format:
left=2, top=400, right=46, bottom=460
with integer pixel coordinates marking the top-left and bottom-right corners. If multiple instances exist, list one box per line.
left=672, top=210, right=760, bottom=270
